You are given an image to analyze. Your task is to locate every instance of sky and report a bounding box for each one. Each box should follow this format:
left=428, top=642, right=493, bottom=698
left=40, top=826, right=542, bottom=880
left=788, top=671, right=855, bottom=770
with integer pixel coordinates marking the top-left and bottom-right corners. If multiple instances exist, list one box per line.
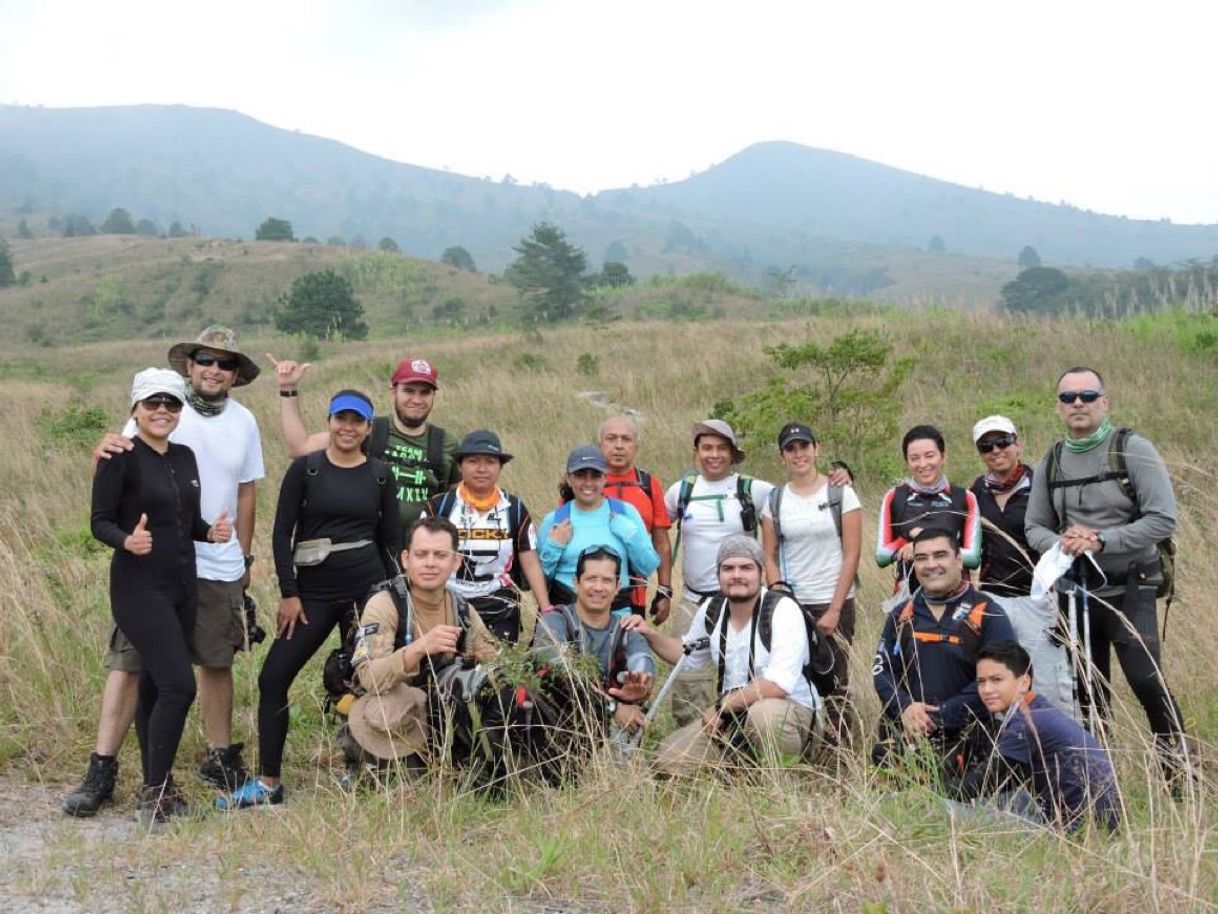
left=2, top=0, right=1216, bottom=224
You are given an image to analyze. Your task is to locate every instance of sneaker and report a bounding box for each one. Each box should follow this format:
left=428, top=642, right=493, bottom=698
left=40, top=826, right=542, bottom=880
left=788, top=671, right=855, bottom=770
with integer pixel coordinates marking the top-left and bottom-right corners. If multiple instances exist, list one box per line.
left=63, top=753, right=118, bottom=818
left=215, top=777, right=284, bottom=810
left=198, top=743, right=249, bottom=792
left=136, top=778, right=191, bottom=831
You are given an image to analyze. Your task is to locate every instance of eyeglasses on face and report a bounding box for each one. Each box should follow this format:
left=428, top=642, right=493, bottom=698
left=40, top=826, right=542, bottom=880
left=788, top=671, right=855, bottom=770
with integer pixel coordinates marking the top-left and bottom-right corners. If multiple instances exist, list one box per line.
left=1057, top=390, right=1103, bottom=405
left=192, top=352, right=240, bottom=371
left=977, top=434, right=1017, bottom=454
left=139, top=396, right=184, bottom=413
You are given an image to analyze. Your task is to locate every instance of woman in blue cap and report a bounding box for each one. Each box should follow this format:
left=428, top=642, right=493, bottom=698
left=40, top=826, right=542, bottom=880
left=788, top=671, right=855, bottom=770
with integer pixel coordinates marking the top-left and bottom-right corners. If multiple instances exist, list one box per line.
left=221, top=389, right=401, bottom=808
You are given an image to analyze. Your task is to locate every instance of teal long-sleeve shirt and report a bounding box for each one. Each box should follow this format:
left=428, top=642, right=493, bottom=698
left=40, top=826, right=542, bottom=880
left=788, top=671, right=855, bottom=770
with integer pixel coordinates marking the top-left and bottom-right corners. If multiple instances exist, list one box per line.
left=536, top=499, right=659, bottom=593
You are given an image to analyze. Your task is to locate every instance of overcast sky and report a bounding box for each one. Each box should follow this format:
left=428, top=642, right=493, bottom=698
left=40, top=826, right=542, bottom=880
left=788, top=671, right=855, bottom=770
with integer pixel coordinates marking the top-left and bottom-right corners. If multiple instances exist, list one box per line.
left=3, top=0, right=1216, bottom=224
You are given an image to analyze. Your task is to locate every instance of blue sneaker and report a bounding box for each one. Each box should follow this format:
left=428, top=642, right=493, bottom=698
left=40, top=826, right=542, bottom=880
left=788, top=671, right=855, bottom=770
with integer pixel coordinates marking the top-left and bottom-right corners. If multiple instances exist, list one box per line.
left=215, top=778, right=284, bottom=810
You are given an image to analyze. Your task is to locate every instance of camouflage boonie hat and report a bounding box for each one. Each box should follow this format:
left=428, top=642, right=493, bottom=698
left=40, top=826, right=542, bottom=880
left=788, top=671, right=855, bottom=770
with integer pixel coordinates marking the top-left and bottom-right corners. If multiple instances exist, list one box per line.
left=167, top=326, right=260, bottom=387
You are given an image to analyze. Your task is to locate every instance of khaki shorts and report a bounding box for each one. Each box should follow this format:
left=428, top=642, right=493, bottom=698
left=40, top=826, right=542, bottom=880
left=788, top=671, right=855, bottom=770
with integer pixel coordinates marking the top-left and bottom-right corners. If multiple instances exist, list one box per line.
left=104, top=578, right=245, bottom=672
left=192, top=577, right=246, bottom=668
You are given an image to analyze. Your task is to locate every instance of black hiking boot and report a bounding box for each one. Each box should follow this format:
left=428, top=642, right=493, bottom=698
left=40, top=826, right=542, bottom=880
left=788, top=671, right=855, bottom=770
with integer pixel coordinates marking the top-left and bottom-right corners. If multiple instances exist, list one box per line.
left=1158, top=735, right=1203, bottom=800
left=62, top=752, right=118, bottom=818
left=136, top=775, right=192, bottom=831
left=198, top=742, right=249, bottom=792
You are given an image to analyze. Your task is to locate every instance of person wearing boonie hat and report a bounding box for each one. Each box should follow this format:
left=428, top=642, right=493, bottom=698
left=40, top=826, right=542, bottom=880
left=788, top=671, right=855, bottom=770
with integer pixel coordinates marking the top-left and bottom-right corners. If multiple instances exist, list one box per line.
left=89, top=367, right=235, bottom=826
left=219, top=388, right=402, bottom=811
left=662, top=420, right=776, bottom=726
left=625, top=533, right=818, bottom=778
left=268, top=351, right=461, bottom=529
left=66, top=330, right=267, bottom=818
left=966, top=416, right=1070, bottom=712
left=424, top=430, right=549, bottom=643
left=760, top=421, right=863, bottom=745
left=536, top=445, right=659, bottom=615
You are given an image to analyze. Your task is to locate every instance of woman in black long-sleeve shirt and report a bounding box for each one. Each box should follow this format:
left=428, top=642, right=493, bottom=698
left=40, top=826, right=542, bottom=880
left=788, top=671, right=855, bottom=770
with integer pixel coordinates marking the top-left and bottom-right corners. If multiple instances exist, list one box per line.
left=220, top=389, right=401, bottom=808
left=91, top=368, right=231, bottom=827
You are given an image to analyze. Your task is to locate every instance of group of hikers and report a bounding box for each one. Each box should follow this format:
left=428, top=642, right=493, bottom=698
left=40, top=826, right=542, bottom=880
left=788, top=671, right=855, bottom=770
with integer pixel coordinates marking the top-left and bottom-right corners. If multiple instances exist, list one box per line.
left=69, top=325, right=1194, bottom=833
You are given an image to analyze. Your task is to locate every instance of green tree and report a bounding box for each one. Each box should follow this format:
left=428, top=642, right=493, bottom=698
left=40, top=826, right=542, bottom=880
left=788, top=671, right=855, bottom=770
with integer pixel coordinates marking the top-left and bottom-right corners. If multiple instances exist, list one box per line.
left=506, top=222, right=588, bottom=322
left=168, top=221, right=188, bottom=238
left=16, top=218, right=32, bottom=239
left=715, top=328, right=912, bottom=479
left=0, top=238, right=16, bottom=287
left=377, top=236, right=399, bottom=253
left=135, top=219, right=159, bottom=236
left=255, top=217, right=295, bottom=242
left=326, top=235, right=346, bottom=247
left=101, top=207, right=136, bottom=234
left=596, top=261, right=634, bottom=288
left=1000, top=267, right=1070, bottom=315
left=275, top=269, right=367, bottom=340
left=1018, top=245, right=1042, bottom=269
left=64, top=215, right=97, bottom=237
left=441, top=245, right=476, bottom=272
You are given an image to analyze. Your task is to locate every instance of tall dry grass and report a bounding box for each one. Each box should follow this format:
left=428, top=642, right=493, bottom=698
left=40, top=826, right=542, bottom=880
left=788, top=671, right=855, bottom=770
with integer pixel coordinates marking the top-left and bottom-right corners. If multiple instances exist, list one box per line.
left=0, top=312, right=1215, bottom=911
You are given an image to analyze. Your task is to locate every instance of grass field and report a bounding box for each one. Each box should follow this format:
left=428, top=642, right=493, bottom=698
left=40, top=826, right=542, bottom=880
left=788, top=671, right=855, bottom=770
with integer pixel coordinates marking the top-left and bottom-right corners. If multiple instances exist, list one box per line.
left=1, top=310, right=1216, bottom=912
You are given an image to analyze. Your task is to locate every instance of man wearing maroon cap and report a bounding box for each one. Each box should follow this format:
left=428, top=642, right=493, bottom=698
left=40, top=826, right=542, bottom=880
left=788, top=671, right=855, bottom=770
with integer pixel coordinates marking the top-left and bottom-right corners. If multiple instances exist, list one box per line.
left=269, top=354, right=460, bottom=528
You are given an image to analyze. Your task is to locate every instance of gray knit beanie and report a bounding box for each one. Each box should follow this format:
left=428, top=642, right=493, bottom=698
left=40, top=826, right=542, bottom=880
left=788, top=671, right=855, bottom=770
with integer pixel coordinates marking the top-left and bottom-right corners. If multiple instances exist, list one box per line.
left=716, top=534, right=764, bottom=570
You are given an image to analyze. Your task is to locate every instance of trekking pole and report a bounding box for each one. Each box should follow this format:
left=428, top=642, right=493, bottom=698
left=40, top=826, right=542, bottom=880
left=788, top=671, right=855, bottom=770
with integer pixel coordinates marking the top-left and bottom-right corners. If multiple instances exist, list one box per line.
left=1063, top=577, right=1082, bottom=724
left=1078, top=551, right=1107, bottom=740
left=619, top=636, right=712, bottom=753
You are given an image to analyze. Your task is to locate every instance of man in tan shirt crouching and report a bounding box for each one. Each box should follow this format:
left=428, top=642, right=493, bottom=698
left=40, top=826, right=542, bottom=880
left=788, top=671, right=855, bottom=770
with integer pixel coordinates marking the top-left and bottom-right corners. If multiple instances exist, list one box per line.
left=346, top=516, right=498, bottom=766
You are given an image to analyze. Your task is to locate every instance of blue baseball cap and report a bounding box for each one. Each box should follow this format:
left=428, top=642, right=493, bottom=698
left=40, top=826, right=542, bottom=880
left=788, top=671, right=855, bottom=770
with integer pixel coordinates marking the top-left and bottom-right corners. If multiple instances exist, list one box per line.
left=328, top=390, right=374, bottom=421
left=566, top=444, right=608, bottom=474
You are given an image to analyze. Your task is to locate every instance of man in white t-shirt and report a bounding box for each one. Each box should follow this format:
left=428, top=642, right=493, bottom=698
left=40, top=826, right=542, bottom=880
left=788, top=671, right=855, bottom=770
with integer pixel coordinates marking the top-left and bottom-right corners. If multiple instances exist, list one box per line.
left=65, top=328, right=265, bottom=817
left=626, top=535, right=816, bottom=776
left=663, top=420, right=774, bottom=725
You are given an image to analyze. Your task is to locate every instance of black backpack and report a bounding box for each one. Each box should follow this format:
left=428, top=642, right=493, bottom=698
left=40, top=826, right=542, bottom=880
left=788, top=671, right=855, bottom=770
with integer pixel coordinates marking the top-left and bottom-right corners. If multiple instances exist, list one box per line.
left=768, top=483, right=860, bottom=589
left=1044, top=427, right=1176, bottom=603
left=673, top=472, right=758, bottom=560
left=701, top=589, right=837, bottom=700
left=548, top=604, right=629, bottom=691
left=431, top=488, right=531, bottom=592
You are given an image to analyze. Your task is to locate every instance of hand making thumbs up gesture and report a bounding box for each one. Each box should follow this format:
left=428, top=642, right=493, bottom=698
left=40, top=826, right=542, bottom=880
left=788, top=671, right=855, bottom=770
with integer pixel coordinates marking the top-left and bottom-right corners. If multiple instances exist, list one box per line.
left=209, top=507, right=233, bottom=543
left=125, top=513, right=153, bottom=555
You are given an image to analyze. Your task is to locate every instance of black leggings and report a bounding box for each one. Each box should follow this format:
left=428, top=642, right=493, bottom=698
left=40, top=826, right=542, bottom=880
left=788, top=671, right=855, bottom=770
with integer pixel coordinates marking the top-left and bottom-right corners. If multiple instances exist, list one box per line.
left=1061, top=585, right=1184, bottom=741
left=256, top=598, right=357, bottom=779
left=112, top=582, right=197, bottom=787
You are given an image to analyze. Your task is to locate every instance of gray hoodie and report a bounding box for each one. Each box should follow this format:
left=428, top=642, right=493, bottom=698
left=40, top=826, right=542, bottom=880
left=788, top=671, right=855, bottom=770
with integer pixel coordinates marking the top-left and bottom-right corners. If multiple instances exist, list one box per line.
left=1024, top=430, right=1175, bottom=594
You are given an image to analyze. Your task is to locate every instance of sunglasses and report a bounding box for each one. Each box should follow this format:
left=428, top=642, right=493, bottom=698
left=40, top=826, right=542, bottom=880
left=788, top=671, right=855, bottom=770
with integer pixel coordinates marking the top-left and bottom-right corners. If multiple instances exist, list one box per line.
left=1057, top=390, right=1103, bottom=405
left=977, top=434, right=1017, bottom=454
left=192, top=352, right=240, bottom=371
left=140, top=395, right=183, bottom=413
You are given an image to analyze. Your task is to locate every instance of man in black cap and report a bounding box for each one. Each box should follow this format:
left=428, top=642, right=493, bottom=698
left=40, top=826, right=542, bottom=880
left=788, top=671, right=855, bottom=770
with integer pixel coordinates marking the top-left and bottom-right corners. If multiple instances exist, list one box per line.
left=424, top=430, right=548, bottom=642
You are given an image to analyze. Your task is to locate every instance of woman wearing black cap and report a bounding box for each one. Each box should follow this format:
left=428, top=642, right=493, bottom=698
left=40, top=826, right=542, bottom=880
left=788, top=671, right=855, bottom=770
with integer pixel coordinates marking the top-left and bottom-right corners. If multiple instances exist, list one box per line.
left=760, top=422, right=862, bottom=736
left=220, top=389, right=401, bottom=809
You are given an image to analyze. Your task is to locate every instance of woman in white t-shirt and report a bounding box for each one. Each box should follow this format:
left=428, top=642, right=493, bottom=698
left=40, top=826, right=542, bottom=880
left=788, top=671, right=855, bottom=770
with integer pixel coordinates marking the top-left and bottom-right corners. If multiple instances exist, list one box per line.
left=760, top=422, right=862, bottom=712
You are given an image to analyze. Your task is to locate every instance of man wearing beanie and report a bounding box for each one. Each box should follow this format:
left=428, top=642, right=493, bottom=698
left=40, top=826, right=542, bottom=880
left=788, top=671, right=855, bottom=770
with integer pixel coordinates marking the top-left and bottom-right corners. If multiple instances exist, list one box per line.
left=625, top=534, right=818, bottom=776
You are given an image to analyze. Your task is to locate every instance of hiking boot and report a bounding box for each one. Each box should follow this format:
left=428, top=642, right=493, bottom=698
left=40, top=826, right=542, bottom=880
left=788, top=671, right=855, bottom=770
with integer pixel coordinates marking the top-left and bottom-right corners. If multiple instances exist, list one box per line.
left=1158, top=734, right=1203, bottom=800
left=136, top=777, right=191, bottom=831
left=198, top=742, right=249, bottom=792
left=62, top=753, right=118, bottom=818
left=215, top=777, right=284, bottom=811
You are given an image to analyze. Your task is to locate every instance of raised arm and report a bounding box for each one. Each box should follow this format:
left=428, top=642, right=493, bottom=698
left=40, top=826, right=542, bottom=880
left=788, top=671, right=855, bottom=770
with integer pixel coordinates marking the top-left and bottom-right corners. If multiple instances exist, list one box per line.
left=267, top=352, right=328, bottom=457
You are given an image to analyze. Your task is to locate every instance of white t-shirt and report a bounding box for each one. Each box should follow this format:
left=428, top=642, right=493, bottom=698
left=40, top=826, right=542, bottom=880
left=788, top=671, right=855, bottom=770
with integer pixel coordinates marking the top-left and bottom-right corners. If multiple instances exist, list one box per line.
left=665, top=473, right=774, bottom=594
left=684, top=590, right=817, bottom=711
left=124, top=398, right=265, bottom=581
left=760, top=482, right=861, bottom=604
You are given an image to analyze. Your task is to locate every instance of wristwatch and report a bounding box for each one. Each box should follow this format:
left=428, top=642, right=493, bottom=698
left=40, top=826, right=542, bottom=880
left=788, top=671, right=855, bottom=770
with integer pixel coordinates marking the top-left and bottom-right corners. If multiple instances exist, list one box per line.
left=606, top=699, right=619, bottom=714
left=244, top=554, right=256, bottom=569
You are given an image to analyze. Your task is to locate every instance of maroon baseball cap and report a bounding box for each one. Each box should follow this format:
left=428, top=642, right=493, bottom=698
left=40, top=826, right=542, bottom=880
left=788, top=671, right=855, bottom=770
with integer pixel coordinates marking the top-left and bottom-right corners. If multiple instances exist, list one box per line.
left=390, top=357, right=439, bottom=388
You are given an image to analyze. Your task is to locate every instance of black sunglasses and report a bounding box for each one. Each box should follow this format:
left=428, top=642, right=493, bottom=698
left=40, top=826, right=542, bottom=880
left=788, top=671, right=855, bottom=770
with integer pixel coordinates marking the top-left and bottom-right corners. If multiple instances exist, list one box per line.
left=140, top=395, right=184, bottom=413
left=192, top=352, right=240, bottom=371
left=1057, top=390, right=1103, bottom=405
left=977, top=434, right=1017, bottom=454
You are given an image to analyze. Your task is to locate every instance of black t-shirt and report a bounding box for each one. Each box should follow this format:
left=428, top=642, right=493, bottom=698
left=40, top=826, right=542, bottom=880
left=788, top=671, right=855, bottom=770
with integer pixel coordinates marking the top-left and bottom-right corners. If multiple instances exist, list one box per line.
left=970, top=468, right=1038, bottom=596
left=273, top=454, right=402, bottom=600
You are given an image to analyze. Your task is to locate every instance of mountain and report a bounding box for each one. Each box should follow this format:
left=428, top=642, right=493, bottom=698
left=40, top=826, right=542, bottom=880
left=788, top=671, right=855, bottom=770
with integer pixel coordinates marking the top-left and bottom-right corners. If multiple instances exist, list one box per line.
left=2, top=105, right=1215, bottom=303
left=597, top=142, right=1218, bottom=268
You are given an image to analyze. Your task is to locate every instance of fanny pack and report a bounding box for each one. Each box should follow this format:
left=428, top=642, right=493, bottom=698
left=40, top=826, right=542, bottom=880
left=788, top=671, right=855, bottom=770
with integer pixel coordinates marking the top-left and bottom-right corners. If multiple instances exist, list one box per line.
left=293, top=538, right=372, bottom=567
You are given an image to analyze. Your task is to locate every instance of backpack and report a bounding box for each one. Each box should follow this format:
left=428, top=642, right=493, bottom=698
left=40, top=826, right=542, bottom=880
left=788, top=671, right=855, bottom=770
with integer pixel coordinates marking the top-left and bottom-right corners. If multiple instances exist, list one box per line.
left=701, top=589, right=837, bottom=700
left=1044, top=427, right=1176, bottom=603
left=431, top=488, right=531, bottom=592
left=368, top=418, right=451, bottom=496
left=545, top=496, right=632, bottom=601
left=888, top=483, right=969, bottom=540
left=550, top=604, right=630, bottom=691
left=768, top=484, right=860, bottom=589
left=303, top=449, right=389, bottom=496
left=894, top=597, right=988, bottom=664
left=673, top=472, right=757, bottom=561
left=604, top=468, right=654, bottom=515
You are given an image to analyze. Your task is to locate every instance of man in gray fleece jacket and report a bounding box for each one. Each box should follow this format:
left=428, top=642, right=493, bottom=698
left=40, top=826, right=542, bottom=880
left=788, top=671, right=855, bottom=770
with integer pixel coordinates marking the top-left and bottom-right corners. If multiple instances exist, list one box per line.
left=1025, top=366, right=1191, bottom=787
